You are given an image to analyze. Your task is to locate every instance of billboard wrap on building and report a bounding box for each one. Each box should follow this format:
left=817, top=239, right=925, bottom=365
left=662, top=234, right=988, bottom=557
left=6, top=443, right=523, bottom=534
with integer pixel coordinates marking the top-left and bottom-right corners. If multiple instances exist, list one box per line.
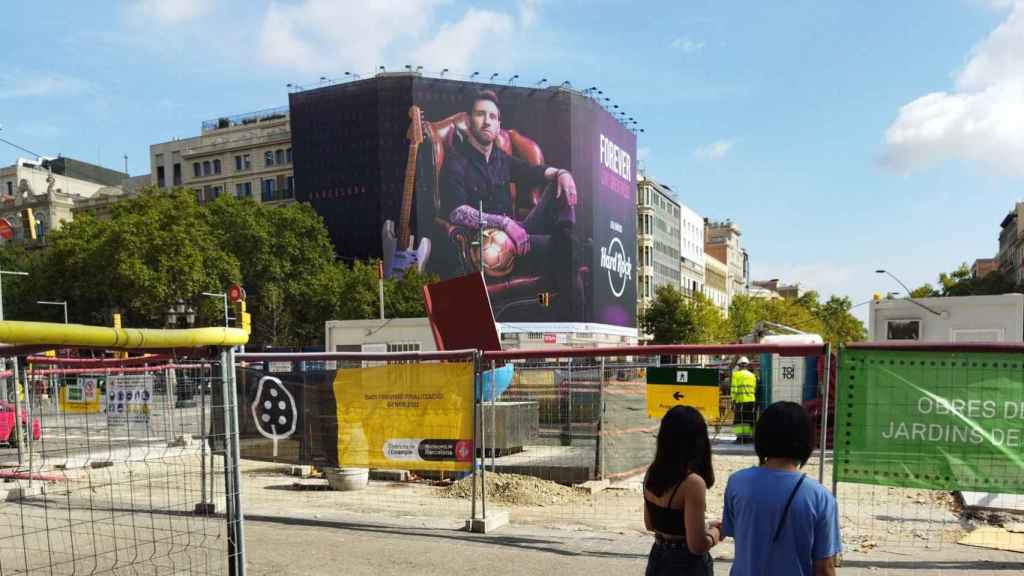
left=291, top=76, right=636, bottom=328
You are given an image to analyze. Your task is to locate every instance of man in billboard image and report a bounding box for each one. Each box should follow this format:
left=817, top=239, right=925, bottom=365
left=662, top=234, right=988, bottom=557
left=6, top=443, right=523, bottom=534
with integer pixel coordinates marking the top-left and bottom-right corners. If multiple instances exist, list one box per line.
left=438, top=90, right=581, bottom=318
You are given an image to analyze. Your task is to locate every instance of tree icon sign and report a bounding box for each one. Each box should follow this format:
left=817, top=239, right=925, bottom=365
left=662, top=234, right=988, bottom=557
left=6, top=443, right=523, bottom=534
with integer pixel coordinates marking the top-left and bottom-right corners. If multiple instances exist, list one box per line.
left=251, top=375, right=298, bottom=456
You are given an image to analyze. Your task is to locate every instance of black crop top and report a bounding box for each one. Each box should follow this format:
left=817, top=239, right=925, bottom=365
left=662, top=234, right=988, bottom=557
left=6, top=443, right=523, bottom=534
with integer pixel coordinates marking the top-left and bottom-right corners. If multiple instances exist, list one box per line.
left=645, top=481, right=685, bottom=536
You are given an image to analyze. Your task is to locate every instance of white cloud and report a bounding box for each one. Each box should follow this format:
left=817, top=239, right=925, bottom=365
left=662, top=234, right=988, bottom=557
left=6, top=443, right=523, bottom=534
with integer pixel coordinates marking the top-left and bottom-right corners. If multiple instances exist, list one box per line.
left=412, top=9, right=516, bottom=72
left=259, top=0, right=536, bottom=76
left=131, top=0, right=211, bottom=24
left=0, top=73, right=90, bottom=99
left=692, top=139, right=735, bottom=161
left=882, top=1, right=1024, bottom=176
left=670, top=37, right=705, bottom=54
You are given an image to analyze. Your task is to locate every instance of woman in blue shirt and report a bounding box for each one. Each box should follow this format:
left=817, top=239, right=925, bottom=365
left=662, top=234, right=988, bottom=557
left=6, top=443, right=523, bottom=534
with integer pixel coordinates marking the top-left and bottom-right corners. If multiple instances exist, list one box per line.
left=721, top=402, right=841, bottom=576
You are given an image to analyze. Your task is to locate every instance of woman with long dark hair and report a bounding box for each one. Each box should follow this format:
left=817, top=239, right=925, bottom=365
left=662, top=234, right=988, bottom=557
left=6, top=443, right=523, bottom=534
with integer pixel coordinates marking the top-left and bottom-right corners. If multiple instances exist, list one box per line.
left=644, top=405, right=721, bottom=576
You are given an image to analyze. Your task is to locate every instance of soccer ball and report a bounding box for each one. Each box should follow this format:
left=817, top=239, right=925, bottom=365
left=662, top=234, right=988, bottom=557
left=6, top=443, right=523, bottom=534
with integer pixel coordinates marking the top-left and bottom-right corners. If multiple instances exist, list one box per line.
left=472, top=227, right=516, bottom=277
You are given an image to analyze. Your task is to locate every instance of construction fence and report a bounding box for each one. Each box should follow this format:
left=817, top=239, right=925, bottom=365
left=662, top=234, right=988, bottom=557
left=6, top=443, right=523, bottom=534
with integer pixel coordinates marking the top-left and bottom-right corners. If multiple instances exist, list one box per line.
left=0, top=322, right=247, bottom=576
left=235, top=342, right=1024, bottom=574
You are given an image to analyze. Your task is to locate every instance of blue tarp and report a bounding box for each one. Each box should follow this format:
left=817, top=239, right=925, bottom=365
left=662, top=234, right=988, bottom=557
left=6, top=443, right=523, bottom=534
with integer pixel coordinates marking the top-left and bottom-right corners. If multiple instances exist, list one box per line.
left=476, top=362, right=514, bottom=402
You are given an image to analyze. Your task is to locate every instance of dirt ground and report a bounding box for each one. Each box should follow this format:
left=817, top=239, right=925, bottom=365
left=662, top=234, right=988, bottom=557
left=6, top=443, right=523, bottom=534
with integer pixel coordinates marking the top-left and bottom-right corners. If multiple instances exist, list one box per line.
left=3, top=453, right=1022, bottom=575
left=238, top=456, right=1024, bottom=575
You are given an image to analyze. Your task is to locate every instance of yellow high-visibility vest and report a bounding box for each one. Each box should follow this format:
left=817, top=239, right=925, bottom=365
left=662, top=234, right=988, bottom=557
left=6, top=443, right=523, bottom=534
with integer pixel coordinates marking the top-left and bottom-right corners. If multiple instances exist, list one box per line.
left=731, top=369, right=757, bottom=403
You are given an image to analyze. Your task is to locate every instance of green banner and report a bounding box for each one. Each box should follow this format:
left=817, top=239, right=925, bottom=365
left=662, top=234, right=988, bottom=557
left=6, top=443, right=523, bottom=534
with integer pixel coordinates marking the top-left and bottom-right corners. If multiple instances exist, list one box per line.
left=836, top=349, right=1024, bottom=494
left=646, top=367, right=719, bottom=386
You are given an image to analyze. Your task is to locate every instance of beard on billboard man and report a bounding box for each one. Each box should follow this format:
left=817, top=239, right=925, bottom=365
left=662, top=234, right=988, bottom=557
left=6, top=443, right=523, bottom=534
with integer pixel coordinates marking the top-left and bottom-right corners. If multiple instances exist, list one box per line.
left=440, top=89, right=581, bottom=318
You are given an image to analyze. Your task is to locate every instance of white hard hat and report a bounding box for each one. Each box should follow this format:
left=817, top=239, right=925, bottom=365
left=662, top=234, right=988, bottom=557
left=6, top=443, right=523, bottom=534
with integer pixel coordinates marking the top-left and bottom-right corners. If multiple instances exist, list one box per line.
left=737, top=357, right=750, bottom=365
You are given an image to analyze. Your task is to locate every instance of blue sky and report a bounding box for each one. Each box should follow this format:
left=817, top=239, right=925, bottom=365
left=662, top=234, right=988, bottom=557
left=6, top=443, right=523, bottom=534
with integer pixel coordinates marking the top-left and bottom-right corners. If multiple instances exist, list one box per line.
left=2, top=1, right=1022, bottom=323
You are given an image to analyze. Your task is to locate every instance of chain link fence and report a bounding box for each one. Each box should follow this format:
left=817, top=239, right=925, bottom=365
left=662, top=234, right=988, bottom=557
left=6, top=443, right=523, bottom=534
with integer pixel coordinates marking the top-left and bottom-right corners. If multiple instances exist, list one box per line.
left=0, top=347, right=243, bottom=576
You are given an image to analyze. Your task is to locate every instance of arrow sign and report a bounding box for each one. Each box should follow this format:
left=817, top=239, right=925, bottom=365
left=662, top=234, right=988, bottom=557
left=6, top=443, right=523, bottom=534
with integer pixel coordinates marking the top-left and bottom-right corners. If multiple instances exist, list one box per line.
left=673, top=391, right=685, bottom=401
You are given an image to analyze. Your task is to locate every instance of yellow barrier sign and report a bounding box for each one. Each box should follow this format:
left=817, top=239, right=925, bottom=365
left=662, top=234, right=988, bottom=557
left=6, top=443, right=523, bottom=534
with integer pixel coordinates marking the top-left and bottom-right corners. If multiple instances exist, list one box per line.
left=333, top=362, right=474, bottom=472
left=646, top=367, right=720, bottom=423
left=59, top=376, right=103, bottom=414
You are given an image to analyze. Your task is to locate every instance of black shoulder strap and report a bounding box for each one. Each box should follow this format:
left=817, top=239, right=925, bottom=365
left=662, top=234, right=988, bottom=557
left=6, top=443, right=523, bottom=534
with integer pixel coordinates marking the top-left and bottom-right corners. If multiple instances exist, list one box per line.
left=667, top=480, right=683, bottom=505
left=772, top=474, right=806, bottom=543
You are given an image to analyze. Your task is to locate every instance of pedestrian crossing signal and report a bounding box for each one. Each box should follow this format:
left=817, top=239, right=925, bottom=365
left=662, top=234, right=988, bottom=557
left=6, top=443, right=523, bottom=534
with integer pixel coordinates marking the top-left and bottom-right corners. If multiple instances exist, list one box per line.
left=537, top=292, right=550, bottom=307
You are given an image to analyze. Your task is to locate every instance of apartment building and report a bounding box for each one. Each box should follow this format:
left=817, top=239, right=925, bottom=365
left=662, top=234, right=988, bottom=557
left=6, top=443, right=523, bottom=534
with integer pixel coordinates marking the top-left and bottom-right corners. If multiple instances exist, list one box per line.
left=150, top=107, right=295, bottom=205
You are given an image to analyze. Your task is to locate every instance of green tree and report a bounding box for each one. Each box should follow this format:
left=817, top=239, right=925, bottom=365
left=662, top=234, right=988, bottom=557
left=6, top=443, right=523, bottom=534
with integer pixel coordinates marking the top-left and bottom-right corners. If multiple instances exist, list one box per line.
left=35, top=188, right=239, bottom=326
left=910, top=284, right=939, bottom=298
left=641, top=286, right=728, bottom=344
left=640, top=285, right=693, bottom=344
left=813, top=295, right=866, bottom=346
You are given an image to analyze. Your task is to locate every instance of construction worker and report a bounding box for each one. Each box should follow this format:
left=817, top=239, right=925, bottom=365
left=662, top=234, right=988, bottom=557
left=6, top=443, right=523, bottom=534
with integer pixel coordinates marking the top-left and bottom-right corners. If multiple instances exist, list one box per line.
left=731, top=356, right=757, bottom=443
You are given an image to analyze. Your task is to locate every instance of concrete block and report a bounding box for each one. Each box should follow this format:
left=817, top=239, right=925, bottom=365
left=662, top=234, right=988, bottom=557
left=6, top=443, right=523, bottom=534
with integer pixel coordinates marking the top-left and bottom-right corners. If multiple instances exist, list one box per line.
left=464, top=510, right=509, bottom=533
left=289, top=465, right=313, bottom=478
left=5, top=483, right=44, bottom=501
left=170, top=434, right=194, bottom=448
left=369, top=469, right=410, bottom=482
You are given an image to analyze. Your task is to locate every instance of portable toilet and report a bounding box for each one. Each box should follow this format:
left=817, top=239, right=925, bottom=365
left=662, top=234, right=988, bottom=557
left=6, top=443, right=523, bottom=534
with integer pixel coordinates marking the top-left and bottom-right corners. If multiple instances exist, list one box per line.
left=758, top=334, right=824, bottom=410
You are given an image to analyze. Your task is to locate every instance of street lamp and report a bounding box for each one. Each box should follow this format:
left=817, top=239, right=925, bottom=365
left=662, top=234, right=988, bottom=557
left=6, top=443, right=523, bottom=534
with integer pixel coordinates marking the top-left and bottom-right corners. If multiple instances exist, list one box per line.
left=165, top=300, right=196, bottom=328
left=875, top=269, right=943, bottom=317
left=37, top=300, right=67, bottom=324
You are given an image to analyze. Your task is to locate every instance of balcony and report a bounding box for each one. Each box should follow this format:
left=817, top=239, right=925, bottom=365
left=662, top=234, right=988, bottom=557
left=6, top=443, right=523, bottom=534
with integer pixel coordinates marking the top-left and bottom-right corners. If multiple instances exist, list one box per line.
left=261, top=187, right=295, bottom=203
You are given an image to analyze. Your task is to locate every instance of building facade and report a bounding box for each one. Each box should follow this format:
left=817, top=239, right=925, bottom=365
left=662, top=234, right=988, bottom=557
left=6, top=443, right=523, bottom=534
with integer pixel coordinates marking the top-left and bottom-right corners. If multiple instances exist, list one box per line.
left=997, top=203, right=1024, bottom=284
left=703, top=253, right=729, bottom=313
left=150, top=106, right=295, bottom=205
left=972, top=258, right=999, bottom=279
left=679, top=202, right=704, bottom=298
left=0, top=157, right=127, bottom=243
left=705, top=219, right=747, bottom=301
left=637, top=175, right=681, bottom=316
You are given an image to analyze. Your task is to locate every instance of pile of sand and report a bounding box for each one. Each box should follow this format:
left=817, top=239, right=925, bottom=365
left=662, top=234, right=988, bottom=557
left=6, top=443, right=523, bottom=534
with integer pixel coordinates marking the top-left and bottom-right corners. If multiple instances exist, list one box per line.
left=441, top=473, right=586, bottom=506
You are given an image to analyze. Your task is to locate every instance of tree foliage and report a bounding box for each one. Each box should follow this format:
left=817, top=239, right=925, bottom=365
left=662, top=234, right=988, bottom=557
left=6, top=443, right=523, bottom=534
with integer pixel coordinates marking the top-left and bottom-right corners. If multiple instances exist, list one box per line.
left=0, top=187, right=434, bottom=348
left=910, top=263, right=1017, bottom=298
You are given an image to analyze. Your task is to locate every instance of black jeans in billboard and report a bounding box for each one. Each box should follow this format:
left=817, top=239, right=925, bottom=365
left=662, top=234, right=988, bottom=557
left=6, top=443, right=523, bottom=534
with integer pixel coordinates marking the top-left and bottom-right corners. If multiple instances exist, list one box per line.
left=514, top=185, right=581, bottom=320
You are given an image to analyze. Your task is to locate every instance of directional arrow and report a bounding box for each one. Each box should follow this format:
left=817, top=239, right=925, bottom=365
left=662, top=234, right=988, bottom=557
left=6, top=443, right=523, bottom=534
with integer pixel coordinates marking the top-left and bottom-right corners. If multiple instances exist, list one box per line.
left=673, top=391, right=685, bottom=401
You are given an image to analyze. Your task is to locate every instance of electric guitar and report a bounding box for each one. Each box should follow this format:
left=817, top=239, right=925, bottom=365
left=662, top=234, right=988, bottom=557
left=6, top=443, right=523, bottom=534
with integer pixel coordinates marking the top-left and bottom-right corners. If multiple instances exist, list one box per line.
left=382, top=105, right=431, bottom=277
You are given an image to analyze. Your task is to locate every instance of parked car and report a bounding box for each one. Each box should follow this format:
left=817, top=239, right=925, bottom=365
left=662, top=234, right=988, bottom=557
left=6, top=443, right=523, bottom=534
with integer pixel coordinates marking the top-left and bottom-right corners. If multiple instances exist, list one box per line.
left=0, top=401, right=42, bottom=446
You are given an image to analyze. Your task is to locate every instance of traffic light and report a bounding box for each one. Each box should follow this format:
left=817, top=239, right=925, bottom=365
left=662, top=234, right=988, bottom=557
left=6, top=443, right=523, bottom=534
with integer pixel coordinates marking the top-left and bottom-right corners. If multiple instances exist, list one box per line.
left=21, top=208, right=36, bottom=240
left=537, top=292, right=550, bottom=307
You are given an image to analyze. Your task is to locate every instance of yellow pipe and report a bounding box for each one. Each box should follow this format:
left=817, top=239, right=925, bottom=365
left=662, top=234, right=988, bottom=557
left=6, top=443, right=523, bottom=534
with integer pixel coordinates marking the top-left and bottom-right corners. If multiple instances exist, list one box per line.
left=0, top=321, right=248, bottom=348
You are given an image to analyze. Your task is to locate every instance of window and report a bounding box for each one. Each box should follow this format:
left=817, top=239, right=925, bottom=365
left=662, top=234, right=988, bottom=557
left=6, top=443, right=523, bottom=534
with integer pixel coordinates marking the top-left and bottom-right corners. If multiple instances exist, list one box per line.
left=193, top=162, right=201, bottom=177
left=235, top=155, right=242, bottom=171
left=286, top=147, right=292, bottom=163
left=527, top=332, right=544, bottom=340
left=210, top=185, right=222, bottom=200
left=156, top=166, right=165, bottom=188
left=285, top=176, right=294, bottom=197
left=213, top=159, right=221, bottom=174
left=236, top=182, right=252, bottom=198
left=172, top=163, right=182, bottom=186
left=886, top=319, right=920, bottom=341
left=264, top=151, right=274, bottom=166
left=386, top=342, right=421, bottom=353
left=261, top=178, right=276, bottom=201
left=5, top=181, right=12, bottom=196
left=202, top=161, right=211, bottom=176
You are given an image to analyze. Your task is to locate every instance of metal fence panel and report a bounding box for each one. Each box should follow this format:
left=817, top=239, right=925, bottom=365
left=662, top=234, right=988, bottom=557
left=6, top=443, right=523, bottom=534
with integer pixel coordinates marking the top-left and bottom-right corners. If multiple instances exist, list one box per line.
left=0, top=352, right=234, bottom=576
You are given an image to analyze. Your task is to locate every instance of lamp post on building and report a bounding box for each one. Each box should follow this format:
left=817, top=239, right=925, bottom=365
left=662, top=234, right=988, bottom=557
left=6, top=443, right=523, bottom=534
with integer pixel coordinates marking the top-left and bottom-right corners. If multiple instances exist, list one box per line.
left=874, top=269, right=944, bottom=317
